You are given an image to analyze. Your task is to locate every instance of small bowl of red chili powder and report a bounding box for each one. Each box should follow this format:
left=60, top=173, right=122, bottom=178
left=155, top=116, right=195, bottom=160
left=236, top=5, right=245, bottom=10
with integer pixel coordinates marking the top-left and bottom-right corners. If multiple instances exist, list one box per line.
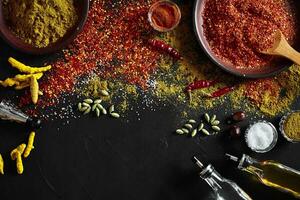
left=194, top=0, right=300, bottom=78
left=148, top=0, right=181, bottom=32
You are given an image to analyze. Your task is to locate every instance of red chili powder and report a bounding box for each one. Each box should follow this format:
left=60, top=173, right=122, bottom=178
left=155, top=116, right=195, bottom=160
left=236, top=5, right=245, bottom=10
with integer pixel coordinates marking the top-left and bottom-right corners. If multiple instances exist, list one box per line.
left=202, top=0, right=297, bottom=69
left=244, top=78, right=280, bottom=105
left=20, top=0, right=160, bottom=107
left=150, top=1, right=181, bottom=31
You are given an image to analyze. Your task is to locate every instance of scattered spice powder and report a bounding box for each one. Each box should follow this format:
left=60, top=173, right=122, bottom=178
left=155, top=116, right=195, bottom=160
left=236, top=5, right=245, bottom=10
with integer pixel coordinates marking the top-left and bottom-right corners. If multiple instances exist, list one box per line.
left=202, top=0, right=297, bottom=69
left=44, top=0, right=158, bottom=99
left=77, top=75, right=140, bottom=114
left=80, top=77, right=109, bottom=99
left=13, top=0, right=300, bottom=121
left=19, top=0, right=160, bottom=108
left=240, top=65, right=300, bottom=116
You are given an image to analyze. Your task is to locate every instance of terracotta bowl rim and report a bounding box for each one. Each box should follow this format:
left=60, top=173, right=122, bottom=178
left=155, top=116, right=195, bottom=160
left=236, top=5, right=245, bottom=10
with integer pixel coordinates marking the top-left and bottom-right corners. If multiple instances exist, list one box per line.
left=193, top=0, right=298, bottom=78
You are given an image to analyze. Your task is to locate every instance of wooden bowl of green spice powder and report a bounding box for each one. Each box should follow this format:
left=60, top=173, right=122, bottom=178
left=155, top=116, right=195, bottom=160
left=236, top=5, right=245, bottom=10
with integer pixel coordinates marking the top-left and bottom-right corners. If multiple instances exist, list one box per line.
left=0, top=0, right=89, bottom=54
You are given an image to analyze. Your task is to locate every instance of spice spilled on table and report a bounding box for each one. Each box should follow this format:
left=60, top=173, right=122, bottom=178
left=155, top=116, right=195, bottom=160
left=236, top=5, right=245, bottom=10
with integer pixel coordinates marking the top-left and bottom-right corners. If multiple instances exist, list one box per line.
left=10, top=0, right=300, bottom=121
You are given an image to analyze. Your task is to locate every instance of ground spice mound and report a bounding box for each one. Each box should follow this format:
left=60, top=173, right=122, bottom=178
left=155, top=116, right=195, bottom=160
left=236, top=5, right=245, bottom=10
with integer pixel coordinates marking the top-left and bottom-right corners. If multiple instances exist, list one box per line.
left=283, top=112, right=300, bottom=140
left=202, top=0, right=297, bottom=69
left=3, top=0, right=77, bottom=48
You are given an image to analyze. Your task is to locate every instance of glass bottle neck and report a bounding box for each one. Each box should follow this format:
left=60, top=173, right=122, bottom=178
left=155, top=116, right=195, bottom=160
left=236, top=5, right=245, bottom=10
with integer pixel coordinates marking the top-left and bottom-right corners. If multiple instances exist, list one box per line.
left=238, top=154, right=264, bottom=178
left=200, top=165, right=224, bottom=191
left=238, top=155, right=258, bottom=169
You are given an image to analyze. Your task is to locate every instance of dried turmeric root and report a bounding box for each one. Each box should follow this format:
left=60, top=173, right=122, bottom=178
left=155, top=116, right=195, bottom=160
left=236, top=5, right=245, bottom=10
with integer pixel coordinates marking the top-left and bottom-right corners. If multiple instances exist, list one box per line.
left=11, top=144, right=26, bottom=175
left=14, top=73, right=43, bottom=90
left=1, top=73, right=43, bottom=88
left=24, top=131, right=35, bottom=158
left=8, top=57, right=52, bottom=74
left=10, top=144, right=26, bottom=160
left=0, top=154, right=4, bottom=175
left=1, top=58, right=51, bottom=104
left=0, top=78, right=20, bottom=87
left=15, top=82, right=30, bottom=90
left=30, top=76, right=39, bottom=104
left=16, top=153, right=24, bottom=174
left=14, top=73, right=43, bottom=82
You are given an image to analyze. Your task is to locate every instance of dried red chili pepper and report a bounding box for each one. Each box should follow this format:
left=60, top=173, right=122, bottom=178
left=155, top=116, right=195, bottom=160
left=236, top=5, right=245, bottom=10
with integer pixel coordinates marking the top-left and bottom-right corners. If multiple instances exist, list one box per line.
left=148, top=39, right=181, bottom=60
left=185, top=80, right=217, bottom=92
left=209, top=86, right=235, bottom=98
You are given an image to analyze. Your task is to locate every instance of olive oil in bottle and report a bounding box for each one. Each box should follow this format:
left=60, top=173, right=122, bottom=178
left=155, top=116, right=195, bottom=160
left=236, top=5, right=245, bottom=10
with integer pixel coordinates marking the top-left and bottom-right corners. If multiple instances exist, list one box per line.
left=226, top=154, right=300, bottom=198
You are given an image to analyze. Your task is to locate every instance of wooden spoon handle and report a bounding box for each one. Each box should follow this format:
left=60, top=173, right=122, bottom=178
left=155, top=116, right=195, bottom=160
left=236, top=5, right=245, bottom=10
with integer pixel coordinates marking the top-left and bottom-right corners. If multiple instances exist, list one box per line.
left=276, top=37, right=300, bottom=65
left=282, top=46, right=300, bottom=65
left=268, top=32, right=300, bottom=65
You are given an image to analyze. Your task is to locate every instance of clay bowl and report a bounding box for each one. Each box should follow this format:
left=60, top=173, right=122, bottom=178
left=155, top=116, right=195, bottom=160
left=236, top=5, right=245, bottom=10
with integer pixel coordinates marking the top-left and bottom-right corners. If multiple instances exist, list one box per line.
left=0, top=0, right=89, bottom=55
left=193, top=0, right=300, bottom=78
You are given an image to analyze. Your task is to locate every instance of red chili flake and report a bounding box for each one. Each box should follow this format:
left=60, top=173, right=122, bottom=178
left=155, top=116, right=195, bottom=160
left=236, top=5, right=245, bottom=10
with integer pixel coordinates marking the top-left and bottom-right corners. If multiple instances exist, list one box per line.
left=209, top=86, right=235, bottom=98
left=20, top=0, right=161, bottom=107
left=202, top=0, right=297, bottom=69
left=148, top=39, right=181, bottom=60
left=185, top=80, right=217, bottom=92
left=244, top=78, right=280, bottom=105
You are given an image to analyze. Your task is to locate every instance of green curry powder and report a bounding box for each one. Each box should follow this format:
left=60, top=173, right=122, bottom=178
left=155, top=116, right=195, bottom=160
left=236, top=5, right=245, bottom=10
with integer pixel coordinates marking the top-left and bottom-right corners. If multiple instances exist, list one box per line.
left=4, top=0, right=78, bottom=48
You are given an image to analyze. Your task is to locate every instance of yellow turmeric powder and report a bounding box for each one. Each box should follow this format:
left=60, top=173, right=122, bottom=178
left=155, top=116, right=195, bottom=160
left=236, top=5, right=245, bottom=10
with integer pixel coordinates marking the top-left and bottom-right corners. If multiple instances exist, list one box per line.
left=0, top=154, right=4, bottom=175
left=24, top=132, right=35, bottom=158
left=8, top=57, right=52, bottom=74
left=30, top=76, right=39, bottom=104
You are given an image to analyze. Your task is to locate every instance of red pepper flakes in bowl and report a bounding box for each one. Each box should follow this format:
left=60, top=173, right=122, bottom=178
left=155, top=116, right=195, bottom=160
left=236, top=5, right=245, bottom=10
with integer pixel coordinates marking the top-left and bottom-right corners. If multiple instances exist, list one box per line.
left=202, top=0, right=298, bottom=70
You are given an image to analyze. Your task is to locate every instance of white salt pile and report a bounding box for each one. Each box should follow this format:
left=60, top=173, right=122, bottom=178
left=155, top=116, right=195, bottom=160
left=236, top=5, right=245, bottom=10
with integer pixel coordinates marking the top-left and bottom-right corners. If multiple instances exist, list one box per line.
left=246, top=122, right=277, bottom=152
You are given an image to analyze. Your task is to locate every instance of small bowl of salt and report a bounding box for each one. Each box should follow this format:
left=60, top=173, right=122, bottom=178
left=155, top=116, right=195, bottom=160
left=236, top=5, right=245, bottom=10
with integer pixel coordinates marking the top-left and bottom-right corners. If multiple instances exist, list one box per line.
left=245, top=120, right=278, bottom=153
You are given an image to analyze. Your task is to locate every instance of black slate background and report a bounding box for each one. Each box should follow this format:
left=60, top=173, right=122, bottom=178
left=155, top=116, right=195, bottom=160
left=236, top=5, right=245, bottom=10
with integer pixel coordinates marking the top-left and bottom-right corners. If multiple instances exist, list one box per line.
left=0, top=4, right=300, bottom=200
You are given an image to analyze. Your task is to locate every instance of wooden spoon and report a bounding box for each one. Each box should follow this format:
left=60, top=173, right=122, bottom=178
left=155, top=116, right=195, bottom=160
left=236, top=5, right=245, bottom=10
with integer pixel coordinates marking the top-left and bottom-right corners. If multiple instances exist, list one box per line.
left=261, top=31, right=300, bottom=65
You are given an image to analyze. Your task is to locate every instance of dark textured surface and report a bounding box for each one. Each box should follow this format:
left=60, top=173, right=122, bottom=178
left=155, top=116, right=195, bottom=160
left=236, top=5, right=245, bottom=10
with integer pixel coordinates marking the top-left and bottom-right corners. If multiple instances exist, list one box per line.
left=0, top=9, right=300, bottom=200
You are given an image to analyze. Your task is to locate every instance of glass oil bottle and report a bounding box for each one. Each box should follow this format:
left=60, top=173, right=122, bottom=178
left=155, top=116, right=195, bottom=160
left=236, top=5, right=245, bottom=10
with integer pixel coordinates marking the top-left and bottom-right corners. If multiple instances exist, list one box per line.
left=226, top=153, right=300, bottom=199
left=193, top=156, right=252, bottom=200
left=0, top=101, right=41, bottom=128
